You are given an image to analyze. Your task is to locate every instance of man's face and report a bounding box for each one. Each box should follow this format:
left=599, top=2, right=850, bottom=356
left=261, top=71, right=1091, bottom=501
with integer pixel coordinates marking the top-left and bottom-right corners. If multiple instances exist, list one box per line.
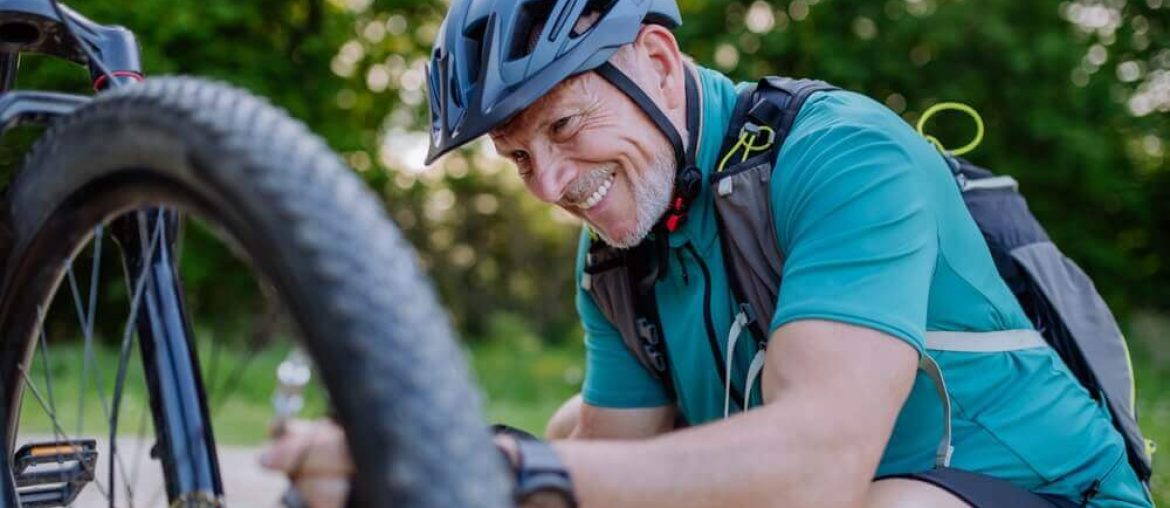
left=490, top=72, right=675, bottom=248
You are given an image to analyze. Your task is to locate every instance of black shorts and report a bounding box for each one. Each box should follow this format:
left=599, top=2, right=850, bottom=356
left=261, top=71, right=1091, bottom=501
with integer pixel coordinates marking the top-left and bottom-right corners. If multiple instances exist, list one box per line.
left=879, top=468, right=1081, bottom=508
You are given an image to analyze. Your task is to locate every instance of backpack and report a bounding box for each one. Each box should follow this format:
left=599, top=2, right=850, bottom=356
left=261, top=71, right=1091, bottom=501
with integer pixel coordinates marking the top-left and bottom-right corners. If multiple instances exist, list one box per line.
left=580, top=76, right=1154, bottom=486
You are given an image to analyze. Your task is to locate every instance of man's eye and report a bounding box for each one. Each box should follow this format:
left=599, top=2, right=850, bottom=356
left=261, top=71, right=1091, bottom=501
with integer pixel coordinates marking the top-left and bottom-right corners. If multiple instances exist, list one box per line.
left=551, top=115, right=573, bottom=134
left=510, top=151, right=532, bottom=177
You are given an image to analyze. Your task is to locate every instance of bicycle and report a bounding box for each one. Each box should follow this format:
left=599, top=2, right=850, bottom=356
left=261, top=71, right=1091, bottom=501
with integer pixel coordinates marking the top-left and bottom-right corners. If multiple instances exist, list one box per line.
left=0, top=0, right=511, bottom=506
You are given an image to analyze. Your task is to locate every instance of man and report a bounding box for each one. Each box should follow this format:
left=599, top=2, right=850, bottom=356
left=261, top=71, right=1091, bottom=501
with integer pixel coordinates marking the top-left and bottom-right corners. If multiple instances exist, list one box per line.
left=262, top=0, right=1153, bottom=506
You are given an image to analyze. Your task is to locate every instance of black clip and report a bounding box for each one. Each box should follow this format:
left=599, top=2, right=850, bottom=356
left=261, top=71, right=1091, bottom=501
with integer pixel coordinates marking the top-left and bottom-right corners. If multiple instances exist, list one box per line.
left=741, top=122, right=776, bottom=146
left=737, top=302, right=757, bottom=326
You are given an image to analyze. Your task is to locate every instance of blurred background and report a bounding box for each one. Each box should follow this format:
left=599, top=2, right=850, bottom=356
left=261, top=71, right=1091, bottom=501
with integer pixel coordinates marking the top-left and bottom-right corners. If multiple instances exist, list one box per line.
left=1, top=0, right=1166, bottom=503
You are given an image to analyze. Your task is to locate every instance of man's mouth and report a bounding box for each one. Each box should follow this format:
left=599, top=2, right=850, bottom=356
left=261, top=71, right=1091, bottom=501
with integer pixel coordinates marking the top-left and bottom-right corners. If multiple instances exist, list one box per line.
left=580, top=172, right=615, bottom=210
left=562, top=165, right=617, bottom=211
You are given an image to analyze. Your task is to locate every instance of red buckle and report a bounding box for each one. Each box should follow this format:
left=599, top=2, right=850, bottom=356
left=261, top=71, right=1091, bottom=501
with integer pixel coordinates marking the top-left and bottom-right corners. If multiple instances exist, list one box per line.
left=665, top=214, right=682, bottom=232
left=92, top=71, right=145, bottom=91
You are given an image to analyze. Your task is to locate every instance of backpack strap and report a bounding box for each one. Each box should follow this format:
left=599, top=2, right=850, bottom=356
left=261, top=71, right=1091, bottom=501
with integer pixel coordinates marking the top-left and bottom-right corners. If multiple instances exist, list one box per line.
left=582, top=239, right=677, bottom=400
left=711, top=77, right=839, bottom=346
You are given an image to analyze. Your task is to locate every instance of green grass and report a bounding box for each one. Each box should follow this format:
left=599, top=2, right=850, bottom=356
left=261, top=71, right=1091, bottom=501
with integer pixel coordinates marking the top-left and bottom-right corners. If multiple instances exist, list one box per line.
left=16, top=335, right=329, bottom=446
left=467, top=313, right=584, bottom=435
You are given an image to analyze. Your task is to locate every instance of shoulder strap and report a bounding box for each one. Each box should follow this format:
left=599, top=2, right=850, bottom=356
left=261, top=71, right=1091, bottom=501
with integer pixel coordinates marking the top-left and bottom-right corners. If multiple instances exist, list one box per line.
left=712, top=77, right=839, bottom=344
left=582, top=239, right=677, bottom=399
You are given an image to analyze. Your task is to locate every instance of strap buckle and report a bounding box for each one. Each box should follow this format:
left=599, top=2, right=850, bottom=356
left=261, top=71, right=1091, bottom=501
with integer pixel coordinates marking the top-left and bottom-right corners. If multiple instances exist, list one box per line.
left=740, top=121, right=775, bottom=146
left=737, top=303, right=757, bottom=326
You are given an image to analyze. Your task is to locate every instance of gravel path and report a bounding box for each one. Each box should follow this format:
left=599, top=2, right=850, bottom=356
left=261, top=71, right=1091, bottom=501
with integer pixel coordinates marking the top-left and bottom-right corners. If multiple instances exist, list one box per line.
left=21, top=436, right=287, bottom=507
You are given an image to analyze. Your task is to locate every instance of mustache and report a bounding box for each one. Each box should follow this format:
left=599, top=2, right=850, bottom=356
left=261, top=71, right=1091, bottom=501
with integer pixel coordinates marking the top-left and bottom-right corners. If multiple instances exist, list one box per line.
left=559, top=163, right=617, bottom=207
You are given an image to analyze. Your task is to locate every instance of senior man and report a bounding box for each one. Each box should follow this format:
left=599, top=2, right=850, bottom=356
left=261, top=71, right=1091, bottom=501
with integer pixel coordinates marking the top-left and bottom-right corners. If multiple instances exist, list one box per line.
left=262, top=1, right=1152, bottom=506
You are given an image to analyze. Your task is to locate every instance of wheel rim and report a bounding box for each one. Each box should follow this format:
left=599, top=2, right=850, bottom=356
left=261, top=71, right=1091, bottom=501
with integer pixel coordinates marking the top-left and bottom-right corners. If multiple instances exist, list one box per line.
left=2, top=180, right=327, bottom=507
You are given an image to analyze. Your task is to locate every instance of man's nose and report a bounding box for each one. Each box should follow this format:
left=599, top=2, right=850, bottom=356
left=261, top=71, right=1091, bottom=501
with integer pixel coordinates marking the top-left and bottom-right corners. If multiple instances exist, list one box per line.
left=530, top=158, right=576, bottom=204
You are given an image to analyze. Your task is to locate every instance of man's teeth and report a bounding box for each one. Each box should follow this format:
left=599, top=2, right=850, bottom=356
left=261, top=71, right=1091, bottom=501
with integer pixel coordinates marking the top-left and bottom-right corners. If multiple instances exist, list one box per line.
left=581, top=174, right=615, bottom=210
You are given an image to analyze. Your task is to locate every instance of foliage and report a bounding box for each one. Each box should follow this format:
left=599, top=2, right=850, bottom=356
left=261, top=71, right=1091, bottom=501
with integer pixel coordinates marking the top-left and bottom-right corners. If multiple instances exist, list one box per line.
left=677, top=0, right=1169, bottom=314
left=2, top=0, right=1166, bottom=501
left=1130, top=313, right=1170, bottom=505
left=4, top=0, right=1165, bottom=340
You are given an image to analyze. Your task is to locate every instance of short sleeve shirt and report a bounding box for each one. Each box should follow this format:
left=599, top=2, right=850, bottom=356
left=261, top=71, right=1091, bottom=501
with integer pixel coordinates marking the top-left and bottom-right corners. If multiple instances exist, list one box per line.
left=575, top=66, right=1149, bottom=506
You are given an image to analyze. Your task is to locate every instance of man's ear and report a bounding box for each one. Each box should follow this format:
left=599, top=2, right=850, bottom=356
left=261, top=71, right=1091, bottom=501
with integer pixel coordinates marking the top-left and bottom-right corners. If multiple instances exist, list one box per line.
left=631, top=24, right=686, bottom=111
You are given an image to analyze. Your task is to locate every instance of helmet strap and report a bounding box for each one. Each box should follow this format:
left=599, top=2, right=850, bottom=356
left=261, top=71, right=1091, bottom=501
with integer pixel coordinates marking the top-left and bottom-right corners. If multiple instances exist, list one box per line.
left=594, top=62, right=702, bottom=234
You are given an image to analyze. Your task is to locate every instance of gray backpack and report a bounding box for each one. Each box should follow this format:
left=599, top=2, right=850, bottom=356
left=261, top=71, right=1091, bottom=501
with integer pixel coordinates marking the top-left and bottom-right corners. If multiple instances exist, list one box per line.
left=581, top=76, right=1153, bottom=485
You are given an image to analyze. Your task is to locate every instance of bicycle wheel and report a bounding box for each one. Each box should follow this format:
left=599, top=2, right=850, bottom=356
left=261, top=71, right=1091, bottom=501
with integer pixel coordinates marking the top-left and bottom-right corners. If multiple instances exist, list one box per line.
left=0, top=77, right=511, bottom=507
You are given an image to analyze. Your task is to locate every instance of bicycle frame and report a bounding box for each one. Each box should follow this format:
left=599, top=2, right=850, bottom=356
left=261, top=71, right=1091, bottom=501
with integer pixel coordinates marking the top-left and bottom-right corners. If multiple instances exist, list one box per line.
left=0, top=1, right=222, bottom=505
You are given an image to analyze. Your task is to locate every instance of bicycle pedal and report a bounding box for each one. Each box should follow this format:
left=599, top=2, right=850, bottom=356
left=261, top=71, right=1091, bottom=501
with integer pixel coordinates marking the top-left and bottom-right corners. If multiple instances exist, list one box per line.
left=13, top=439, right=97, bottom=507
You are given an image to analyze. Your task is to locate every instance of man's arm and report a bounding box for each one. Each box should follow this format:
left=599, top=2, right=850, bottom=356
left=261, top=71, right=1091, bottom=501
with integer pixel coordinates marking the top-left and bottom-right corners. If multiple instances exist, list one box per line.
left=546, top=393, right=677, bottom=440
left=552, top=319, right=918, bottom=508
left=572, top=401, right=676, bottom=439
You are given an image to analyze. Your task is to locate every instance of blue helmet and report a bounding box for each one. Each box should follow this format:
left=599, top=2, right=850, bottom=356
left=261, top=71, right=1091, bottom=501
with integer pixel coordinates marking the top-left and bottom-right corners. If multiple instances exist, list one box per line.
left=425, top=0, right=682, bottom=164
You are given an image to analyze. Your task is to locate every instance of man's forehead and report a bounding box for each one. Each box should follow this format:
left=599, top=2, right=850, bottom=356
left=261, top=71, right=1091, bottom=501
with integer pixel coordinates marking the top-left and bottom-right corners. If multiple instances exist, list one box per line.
left=492, top=74, right=597, bottom=139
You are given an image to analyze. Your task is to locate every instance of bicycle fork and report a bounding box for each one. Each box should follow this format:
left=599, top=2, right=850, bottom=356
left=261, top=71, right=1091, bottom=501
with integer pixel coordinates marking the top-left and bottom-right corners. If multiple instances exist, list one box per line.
left=112, top=209, right=223, bottom=507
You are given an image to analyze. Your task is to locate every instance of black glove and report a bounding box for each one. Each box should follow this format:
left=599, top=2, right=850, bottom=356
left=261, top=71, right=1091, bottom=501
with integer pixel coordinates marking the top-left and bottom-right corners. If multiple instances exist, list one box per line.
left=490, top=424, right=578, bottom=508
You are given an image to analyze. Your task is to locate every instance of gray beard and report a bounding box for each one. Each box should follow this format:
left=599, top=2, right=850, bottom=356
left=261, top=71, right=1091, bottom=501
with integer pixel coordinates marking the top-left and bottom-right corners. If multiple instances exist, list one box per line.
left=594, top=149, right=675, bottom=249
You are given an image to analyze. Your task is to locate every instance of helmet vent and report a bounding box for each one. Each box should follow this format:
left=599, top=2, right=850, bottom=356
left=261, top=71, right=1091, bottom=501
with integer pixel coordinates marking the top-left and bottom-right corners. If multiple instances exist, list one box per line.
left=508, top=0, right=555, bottom=61
left=569, top=0, right=615, bottom=38
left=461, top=17, right=489, bottom=86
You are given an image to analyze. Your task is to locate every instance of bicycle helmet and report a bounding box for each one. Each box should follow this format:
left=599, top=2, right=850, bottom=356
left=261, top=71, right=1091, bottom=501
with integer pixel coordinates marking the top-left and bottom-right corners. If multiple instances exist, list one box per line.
left=425, top=0, right=682, bottom=164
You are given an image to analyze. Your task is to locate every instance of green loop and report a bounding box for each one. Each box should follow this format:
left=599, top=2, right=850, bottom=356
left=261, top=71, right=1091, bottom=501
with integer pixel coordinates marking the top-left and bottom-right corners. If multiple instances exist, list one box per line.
left=915, top=102, right=984, bottom=156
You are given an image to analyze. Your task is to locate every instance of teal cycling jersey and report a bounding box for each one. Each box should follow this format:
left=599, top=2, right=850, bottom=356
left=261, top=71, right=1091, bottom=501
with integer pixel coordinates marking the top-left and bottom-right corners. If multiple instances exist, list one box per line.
left=575, top=66, right=1151, bottom=507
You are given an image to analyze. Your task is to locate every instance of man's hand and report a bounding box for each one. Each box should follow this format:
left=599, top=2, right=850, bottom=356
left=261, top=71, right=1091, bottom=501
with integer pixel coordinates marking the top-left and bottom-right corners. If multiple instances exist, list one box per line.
left=260, top=419, right=354, bottom=508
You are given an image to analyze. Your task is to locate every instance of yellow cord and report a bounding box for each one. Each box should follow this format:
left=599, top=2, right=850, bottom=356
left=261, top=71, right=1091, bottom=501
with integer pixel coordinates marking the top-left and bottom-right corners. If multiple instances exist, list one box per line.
left=916, top=102, right=984, bottom=156
left=718, top=126, right=777, bottom=172
left=743, top=126, right=775, bottom=161
left=718, top=135, right=749, bottom=173
left=742, top=135, right=755, bottom=162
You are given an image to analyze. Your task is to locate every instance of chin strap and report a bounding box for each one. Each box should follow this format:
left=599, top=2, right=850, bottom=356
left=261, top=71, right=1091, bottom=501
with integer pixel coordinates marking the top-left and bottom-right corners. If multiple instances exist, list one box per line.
left=594, top=62, right=702, bottom=234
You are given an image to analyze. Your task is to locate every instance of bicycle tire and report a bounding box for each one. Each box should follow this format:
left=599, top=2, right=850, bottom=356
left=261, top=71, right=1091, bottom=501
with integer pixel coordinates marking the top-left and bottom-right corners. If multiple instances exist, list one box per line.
left=0, top=76, right=511, bottom=507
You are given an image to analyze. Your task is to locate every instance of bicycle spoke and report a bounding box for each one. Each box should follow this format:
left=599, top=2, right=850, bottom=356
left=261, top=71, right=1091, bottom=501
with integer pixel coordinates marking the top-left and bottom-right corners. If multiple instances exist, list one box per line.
left=70, top=226, right=131, bottom=505
left=107, top=209, right=167, bottom=508
left=209, top=342, right=265, bottom=413
left=67, top=265, right=93, bottom=436
left=129, top=400, right=150, bottom=504
left=81, top=226, right=105, bottom=437
left=86, top=226, right=104, bottom=341
left=68, top=227, right=115, bottom=440
left=28, top=220, right=162, bottom=507
left=211, top=286, right=282, bottom=410
left=35, top=307, right=61, bottom=438
left=128, top=209, right=175, bottom=508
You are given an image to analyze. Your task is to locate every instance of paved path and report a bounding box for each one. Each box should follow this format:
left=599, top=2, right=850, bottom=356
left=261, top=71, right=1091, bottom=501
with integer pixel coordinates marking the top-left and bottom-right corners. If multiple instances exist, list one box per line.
left=22, top=436, right=287, bottom=507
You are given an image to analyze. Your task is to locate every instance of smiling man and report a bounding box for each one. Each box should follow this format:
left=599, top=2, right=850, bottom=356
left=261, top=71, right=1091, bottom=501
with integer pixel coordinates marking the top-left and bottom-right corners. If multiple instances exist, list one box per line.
left=261, top=1, right=1153, bottom=507
left=489, top=70, right=676, bottom=249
